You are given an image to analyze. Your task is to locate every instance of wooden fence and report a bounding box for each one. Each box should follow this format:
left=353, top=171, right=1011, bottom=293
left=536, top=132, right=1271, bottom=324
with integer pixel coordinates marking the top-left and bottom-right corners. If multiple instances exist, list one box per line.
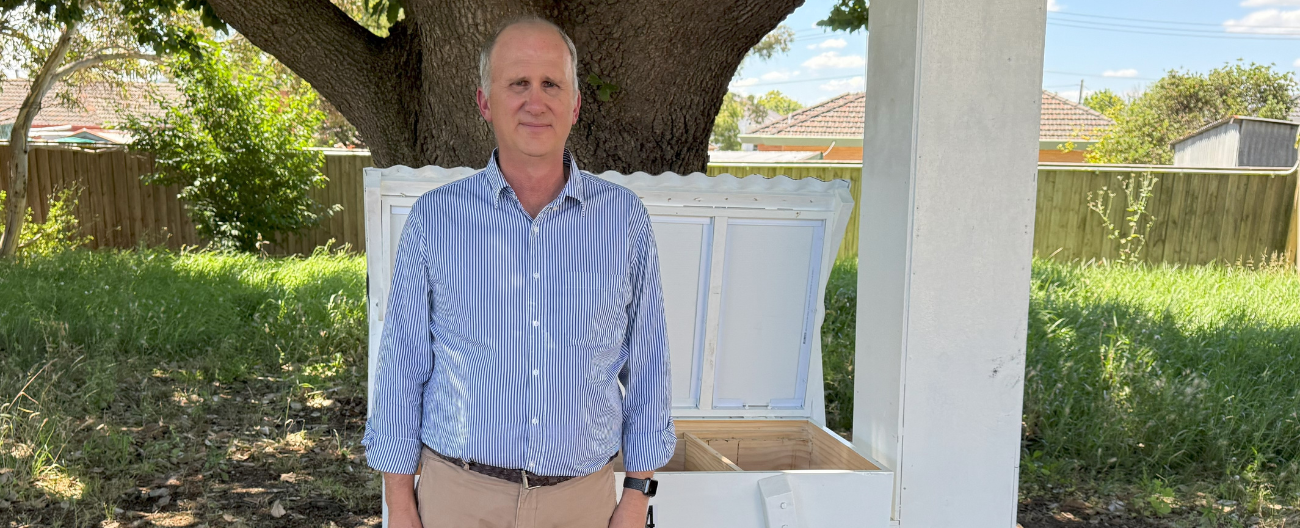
left=4, top=145, right=1298, bottom=269
left=0, top=145, right=369, bottom=254
left=1035, top=164, right=1298, bottom=266
left=0, top=144, right=200, bottom=250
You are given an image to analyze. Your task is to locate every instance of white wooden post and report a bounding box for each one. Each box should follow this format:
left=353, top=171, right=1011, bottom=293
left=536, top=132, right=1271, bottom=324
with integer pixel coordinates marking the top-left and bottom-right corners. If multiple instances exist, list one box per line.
left=853, top=0, right=1046, bottom=526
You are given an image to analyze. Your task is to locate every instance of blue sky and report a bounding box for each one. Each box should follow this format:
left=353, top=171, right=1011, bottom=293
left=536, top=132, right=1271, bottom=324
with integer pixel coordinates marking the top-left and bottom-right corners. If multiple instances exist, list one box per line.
left=732, top=0, right=1300, bottom=107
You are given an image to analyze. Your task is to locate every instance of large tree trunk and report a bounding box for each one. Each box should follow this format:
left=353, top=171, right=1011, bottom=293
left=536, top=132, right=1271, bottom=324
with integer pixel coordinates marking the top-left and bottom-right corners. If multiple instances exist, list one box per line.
left=204, top=0, right=802, bottom=173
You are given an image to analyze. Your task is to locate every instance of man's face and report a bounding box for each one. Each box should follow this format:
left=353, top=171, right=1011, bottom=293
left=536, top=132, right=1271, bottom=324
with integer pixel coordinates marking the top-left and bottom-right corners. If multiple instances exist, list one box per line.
left=477, top=23, right=580, bottom=159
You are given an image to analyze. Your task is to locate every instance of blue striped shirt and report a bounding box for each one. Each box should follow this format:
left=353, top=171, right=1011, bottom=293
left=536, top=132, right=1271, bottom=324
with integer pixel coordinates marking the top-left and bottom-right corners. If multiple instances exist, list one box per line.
left=362, top=149, right=675, bottom=477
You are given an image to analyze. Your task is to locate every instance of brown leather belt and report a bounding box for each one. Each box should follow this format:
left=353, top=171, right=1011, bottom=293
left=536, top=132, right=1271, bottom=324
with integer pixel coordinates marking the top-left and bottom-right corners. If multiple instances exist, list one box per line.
left=431, top=449, right=588, bottom=488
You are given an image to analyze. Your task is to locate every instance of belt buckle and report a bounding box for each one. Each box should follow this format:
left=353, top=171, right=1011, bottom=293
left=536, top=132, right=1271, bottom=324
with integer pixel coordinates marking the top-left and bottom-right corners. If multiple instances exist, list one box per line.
left=522, top=470, right=542, bottom=490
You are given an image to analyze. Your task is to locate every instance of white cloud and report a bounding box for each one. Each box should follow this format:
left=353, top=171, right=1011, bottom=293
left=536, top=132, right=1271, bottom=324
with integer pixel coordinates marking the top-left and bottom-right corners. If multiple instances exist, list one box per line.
left=1102, top=68, right=1139, bottom=78
left=1053, top=89, right=1094, bottom=102
left=802, top=52, right=867, bottom=70
left=1293, top=57, right=1300, bottom=67
left=1224, top=8, right=1300, bottom=34
left=730, top=77, right=759, bottom=95
left=1047, top=0, right=1064, bottom=12
left=1241, top=0, right=1300, bottom=6
left=816, top=38, right=848, bottom=49
left=761, top=70, right=791, bottom=81
left=820, top=76, right=865, bottom=92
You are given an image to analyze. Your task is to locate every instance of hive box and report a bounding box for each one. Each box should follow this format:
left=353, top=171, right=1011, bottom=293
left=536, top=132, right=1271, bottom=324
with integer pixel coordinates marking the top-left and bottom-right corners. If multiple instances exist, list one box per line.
left=364, top=166, right=893, bottom=528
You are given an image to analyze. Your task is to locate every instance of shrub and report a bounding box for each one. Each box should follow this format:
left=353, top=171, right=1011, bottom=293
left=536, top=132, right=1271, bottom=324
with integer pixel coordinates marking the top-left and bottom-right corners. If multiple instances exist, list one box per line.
left=0, top=186, right=91, bottom=256
left=125, top=44, right=336, bottom=252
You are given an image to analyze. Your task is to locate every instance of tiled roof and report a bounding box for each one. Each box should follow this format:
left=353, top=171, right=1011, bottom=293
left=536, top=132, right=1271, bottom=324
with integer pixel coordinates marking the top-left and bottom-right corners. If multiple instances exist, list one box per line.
left=1039, top=90, right=1113, bottom=141
left=0, top=79, right=180, bottom=128
left=748, top=92, right=865, bottom=137
left=745, top=90, right=1115, bottom=141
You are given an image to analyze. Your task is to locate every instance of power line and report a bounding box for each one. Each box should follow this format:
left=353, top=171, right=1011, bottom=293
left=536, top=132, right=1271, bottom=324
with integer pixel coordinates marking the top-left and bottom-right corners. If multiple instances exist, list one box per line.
left=1053, top=11, right=1300, bottom=31
left=1043, top=69, right=1158, bottom=81
left=736, top=73, right=862, bottom=88
left=1052, top=14, right=1300, bottom=35
left=1048, top=20, right=1300, bottom=41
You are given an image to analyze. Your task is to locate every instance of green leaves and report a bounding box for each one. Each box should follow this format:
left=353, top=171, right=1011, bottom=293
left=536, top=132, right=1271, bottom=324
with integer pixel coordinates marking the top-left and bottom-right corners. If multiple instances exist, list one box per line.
left=125, top=44, right=332, bottom=252
left=817, top=0, right=868, bottom=34
left=361, top=0, right=402, bottom=26
left=1088, top=61, right=1299, bottom=164
left=710, top=90, right=803, bottom=150
left=585, top=73, right=620, bottom=102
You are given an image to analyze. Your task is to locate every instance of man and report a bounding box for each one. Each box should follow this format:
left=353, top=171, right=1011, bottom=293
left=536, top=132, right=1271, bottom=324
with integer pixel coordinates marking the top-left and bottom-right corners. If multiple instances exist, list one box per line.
left=361, top=17, right=675, bottom=528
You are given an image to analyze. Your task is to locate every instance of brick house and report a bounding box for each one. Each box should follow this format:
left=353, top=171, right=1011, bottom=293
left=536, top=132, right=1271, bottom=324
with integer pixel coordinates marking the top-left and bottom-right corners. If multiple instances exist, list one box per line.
left=737, top=90, right=1113, bottom=163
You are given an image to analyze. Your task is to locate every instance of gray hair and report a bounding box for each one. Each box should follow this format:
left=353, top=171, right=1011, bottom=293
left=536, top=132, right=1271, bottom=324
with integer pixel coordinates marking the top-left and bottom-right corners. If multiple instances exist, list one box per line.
left=478, top=16, right=580, bottom=101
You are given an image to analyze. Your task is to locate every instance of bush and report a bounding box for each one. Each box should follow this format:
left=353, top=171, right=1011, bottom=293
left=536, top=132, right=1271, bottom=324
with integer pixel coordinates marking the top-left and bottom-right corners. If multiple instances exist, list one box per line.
left=0, top=186, right=91, bottom=256
left=125, top=43, right=335, bottom=252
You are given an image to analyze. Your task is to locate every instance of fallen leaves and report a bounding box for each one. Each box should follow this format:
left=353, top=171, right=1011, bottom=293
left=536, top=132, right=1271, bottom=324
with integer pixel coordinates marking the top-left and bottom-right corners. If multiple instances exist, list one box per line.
left=270, top=499, right=286, bottom=518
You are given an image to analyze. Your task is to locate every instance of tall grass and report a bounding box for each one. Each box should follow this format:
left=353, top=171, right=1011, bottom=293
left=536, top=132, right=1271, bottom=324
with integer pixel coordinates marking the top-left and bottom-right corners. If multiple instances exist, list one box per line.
left=821, top=258, right=1300, bottom=514
left=1022, top=259, right=1300, bottom=509
left=0, top=246, right=366, bottom=383
left=821, top=259, right=857, bottom=436
left=0, top=247, right=368, bottom=523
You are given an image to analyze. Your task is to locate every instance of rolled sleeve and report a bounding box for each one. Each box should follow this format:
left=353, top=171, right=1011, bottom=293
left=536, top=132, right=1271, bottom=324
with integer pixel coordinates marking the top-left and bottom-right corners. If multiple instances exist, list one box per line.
left=618, top=208, right=676, bottom=472
left=361, top=199, right=435, bottom=475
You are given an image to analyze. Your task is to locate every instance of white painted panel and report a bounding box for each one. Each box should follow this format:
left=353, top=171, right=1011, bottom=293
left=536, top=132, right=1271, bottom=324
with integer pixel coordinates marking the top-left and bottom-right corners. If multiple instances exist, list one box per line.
left=386, top=203, right=411, bottom=282
left=618, top=470, right=893, bottom=528
left=713, top=220, right=823, bottom=410
left=650, top=216, right=712, bottom=409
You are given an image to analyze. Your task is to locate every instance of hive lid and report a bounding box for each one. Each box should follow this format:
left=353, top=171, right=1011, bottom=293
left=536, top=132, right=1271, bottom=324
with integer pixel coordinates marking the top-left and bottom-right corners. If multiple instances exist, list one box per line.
left=363, top=166, right=854, bottom=424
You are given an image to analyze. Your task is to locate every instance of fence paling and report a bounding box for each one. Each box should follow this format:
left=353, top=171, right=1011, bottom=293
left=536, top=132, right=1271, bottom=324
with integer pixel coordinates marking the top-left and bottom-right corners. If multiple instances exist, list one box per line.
left=3, top=145, right=1297, bottom=267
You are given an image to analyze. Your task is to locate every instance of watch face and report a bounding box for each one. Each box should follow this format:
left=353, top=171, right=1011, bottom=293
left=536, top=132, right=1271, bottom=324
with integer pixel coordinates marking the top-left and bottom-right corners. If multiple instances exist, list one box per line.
left=645, top=479, right=658, bottom=497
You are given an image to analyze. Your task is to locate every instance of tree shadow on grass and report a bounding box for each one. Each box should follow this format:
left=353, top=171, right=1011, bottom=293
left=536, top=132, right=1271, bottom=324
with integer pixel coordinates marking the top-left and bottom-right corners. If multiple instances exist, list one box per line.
left=0, top=248, right=377, bottom=527
left=1022, top=286, right=1300, bottom=520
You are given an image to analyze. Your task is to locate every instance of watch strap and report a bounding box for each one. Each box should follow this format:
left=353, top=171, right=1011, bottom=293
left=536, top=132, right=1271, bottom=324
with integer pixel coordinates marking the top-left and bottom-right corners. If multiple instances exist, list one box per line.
left=623, top=476, right=658, bottom=497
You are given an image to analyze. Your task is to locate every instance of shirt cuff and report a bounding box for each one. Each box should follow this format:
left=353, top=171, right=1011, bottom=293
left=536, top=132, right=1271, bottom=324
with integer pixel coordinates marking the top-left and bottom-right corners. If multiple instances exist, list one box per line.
left=360, top=429, right=423, bottom=474
left=622, top=427, right=678, bottom=472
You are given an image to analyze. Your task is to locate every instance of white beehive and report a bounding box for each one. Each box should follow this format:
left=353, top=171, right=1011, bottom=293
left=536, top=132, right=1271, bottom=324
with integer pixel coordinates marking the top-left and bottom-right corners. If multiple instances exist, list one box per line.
left=364, top=165, right=893, bottom=528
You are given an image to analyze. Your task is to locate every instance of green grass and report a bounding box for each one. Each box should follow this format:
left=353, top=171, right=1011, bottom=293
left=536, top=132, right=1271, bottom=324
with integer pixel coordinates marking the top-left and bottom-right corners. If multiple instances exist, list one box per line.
left=5, top=246, right=1299, bottom=525
left=822, top=258, right=1300, bottom=523
left=0, top=247, right=375, bottom=527
left=1022, top=259, right=1300, bottom=519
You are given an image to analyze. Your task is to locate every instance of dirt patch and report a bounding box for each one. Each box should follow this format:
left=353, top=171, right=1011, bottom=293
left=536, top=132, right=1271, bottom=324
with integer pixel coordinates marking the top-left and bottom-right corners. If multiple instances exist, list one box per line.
left=3, top=367, right=382, bottom=527
left=1018, top=498, right=1173, bottom=528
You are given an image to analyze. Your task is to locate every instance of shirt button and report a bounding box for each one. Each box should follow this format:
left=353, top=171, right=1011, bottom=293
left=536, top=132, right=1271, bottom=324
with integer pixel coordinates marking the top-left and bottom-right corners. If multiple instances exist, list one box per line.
left=532, top=272, right=539, bottom=279
left=532, top=226, right=539, bottom=234
left=528, top=462, right=535, bottom=468
left=532, top=320, right=539, bottom=327
left=531, top=418, right=538, bottom=424
left=532, top=369, right=539, bottom=376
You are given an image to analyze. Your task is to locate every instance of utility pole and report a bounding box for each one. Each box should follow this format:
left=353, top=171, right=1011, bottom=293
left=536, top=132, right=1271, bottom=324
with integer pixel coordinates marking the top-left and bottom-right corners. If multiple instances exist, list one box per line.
left=1077, top=79, right=1085, bottom=104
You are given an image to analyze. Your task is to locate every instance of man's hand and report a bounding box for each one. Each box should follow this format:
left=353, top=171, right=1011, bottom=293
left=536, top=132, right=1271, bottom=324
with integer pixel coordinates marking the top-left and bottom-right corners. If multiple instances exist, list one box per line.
left=608, top=492, right=649, bottom=528
left=384, top=472, right=423, bottom=528
left=608, top=471, right=652, bottom=528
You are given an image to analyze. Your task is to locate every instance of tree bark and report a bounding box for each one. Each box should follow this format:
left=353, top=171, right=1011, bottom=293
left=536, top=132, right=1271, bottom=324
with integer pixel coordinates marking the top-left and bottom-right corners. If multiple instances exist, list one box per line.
left=204, top=0, right=803, bottom=173
left=0, top=23, right=77, bottom=257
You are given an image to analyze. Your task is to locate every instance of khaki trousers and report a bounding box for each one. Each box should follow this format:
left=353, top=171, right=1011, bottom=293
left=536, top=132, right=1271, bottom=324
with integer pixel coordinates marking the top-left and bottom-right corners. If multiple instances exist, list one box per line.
left=416, top=448, right=617, bottom=528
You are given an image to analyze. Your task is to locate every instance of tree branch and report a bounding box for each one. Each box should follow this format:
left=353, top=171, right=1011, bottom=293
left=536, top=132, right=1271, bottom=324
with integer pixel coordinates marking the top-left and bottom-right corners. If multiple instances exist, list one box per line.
left=12, top=23, right=77, bottom=142
left=203, top=0, right=386, bottom=103
left=53, top=52, right=159, bottom=83
left=204, top=0, right=420, bottom=166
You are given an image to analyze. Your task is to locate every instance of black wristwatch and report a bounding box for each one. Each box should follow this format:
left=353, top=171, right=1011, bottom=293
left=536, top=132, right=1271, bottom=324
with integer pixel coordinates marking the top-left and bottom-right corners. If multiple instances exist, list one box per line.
left=623, top=476, right=658, bottom=497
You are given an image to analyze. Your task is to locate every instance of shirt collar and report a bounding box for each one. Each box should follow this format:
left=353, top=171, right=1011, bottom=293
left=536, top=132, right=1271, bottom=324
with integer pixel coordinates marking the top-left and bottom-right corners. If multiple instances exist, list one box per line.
left=485, top=148, right=587, bottom=214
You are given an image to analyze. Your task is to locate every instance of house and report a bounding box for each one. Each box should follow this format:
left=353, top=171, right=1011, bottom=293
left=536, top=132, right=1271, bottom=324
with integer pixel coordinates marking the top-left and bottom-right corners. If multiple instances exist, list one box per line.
left=0, top=79, right=179, bottom=145
left=737, top=92, right=867, bottom=161
left=1172, top=115, right=1299, bottom=168
left=736, top=90, right=1113, bottom=163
